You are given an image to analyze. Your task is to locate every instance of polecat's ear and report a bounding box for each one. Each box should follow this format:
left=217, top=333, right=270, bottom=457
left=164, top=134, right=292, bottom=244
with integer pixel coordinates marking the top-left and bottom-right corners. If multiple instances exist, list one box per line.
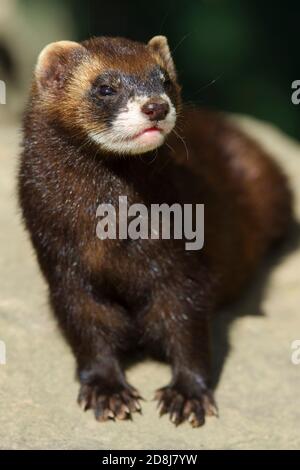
left=35, top=40, right=85, bottom=90
left=148, top=35, right=176, bottom=80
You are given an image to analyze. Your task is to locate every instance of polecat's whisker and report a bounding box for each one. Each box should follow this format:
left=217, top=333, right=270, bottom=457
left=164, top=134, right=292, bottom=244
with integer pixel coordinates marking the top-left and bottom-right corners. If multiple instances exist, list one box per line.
left=165, top=141, right=175, bottom=153
left=172, top=128, right=189, bottom=161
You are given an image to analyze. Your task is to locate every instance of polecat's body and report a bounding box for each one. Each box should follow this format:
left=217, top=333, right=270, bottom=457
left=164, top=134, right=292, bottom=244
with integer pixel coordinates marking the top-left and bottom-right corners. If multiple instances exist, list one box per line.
left=18, top=36, right=292, bottom=427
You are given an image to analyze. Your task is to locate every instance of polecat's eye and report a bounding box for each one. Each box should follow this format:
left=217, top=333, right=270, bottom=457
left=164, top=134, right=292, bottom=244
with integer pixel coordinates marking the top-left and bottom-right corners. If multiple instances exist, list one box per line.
left=99, top=85, right=116, bottom=96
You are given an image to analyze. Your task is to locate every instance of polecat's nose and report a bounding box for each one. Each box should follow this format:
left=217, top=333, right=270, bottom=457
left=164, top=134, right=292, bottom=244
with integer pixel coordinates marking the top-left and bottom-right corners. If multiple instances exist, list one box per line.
left=141, top=99, right=170, bottom=121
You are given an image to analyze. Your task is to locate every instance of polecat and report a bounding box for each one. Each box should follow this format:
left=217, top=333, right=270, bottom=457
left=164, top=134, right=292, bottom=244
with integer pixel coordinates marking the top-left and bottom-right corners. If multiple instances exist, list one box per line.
left=18, top=35, right=292, bottom=427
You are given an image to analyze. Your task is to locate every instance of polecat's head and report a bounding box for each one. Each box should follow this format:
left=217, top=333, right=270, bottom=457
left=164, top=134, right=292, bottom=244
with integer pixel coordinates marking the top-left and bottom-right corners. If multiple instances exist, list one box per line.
left=34, top=36, right=181, bottom=155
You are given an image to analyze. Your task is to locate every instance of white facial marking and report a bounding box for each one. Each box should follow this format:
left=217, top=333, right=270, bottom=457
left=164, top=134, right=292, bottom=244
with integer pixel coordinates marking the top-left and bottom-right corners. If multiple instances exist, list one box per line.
left=89, top=93, right=176, bottom=155
left=159, top=71, right=165, bottom=81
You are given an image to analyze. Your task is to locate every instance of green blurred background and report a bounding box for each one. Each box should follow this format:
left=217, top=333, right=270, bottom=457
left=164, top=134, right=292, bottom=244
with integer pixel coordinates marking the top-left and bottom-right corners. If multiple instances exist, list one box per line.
left=2, top=0, right=300, bottom=138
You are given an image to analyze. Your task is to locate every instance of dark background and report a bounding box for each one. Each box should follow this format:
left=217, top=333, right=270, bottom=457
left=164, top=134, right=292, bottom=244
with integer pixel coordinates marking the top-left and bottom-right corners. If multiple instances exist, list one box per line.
left=22, top=0, right=300, bottom=138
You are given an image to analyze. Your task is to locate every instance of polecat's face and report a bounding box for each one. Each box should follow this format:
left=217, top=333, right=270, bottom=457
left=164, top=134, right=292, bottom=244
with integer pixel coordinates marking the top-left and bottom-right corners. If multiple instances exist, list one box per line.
left=34, top=36, right=181, bottom=155
left=87, top=65, right=177, bottom=155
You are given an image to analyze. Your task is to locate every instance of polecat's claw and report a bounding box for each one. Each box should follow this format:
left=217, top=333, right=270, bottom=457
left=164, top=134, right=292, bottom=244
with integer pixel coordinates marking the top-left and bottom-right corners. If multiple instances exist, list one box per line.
left=78, top=382, right=142, bottom=423
left=154, top=385, right=217, bottom=428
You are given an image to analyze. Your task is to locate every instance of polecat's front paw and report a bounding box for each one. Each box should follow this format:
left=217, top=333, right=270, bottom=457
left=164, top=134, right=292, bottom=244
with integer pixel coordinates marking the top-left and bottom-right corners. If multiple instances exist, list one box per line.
left=78, top=382, right=142, bottom=422
left=155, top=385, right=218, bottom=428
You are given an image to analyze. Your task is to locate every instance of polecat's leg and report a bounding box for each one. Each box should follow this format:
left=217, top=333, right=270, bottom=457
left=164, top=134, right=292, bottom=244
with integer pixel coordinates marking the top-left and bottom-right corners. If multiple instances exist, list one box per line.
left=145, top=291, right=218, bottom=427
left=155, top=319, right=218, bottom=428
left=49, top=284, right=142, bottom=422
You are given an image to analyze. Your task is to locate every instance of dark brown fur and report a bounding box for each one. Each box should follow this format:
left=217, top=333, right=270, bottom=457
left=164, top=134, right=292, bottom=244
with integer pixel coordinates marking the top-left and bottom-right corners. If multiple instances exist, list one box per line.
left=18, top=36, right=292, bottom=427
